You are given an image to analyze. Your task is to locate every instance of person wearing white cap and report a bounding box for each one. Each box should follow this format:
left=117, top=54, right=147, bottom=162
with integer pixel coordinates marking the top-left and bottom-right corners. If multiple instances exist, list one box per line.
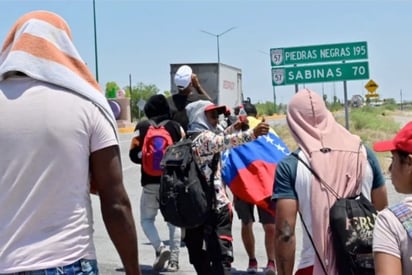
left=168, top=65, right=212, bottom=133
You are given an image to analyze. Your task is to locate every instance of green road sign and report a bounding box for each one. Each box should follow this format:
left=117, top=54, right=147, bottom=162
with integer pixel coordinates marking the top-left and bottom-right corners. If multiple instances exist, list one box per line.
left=270, top=41, right=368, bottom=66
left=272, top=61, right=369, bottom=86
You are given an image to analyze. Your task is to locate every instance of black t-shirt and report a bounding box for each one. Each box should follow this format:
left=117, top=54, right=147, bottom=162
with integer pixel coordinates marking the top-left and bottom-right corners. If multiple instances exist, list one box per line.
left=129, top=117, right=182, bottom=185
left=168, top=92, right=209, bottom=133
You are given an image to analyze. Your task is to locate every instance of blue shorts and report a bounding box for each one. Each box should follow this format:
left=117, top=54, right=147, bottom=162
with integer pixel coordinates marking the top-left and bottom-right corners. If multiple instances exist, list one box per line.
left=0, top=259, right=98, bottom=275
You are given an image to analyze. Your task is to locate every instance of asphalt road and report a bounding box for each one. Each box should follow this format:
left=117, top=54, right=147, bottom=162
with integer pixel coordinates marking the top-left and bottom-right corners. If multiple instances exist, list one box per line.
left=92, top=132, right=299, bottom=275
left=92, top=119, right=408, bottom=274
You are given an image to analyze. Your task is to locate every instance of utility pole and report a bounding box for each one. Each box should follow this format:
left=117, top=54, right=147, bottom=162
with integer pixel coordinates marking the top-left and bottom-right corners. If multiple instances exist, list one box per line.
left=400, top=89, right=403, bottom=111
left=129, top=73, right=133, bottom=121
left=93, top=0, right=99, bottom=82
left=257, top=49, right=277, bottom=113
left=294, top=65, right=298, bottom=93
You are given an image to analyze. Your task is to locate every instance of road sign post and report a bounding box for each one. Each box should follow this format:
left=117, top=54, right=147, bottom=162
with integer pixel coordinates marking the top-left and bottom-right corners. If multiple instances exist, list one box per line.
left=137, top=99, right=146, bottom=119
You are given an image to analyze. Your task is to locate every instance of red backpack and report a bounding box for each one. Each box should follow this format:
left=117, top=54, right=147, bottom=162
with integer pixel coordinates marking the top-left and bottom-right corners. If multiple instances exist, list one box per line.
left=142, top=120, right=174, bottom=176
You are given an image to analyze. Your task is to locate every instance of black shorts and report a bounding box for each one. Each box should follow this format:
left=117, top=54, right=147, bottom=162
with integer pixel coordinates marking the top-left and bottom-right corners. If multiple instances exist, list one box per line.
left=233, top=196, right=275, bottom=224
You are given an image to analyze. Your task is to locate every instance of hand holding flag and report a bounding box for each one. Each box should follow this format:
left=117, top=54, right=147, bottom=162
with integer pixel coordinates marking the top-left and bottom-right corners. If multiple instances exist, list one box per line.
left=253, top=122, right=270, bottom=137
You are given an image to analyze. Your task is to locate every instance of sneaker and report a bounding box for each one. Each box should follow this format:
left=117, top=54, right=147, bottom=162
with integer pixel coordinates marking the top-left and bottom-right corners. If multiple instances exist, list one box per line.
left=166, top=261, right=179, bottom=272
left=264, top=260, right=277, bottom=275
left=247, top=258, right=258, bottom=274
left=153, top=246, right=170, bottom=271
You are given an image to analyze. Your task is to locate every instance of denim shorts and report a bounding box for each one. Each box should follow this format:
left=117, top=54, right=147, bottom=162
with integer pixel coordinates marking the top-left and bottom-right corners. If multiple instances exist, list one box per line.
left=0, top=259, right=98, bottom=275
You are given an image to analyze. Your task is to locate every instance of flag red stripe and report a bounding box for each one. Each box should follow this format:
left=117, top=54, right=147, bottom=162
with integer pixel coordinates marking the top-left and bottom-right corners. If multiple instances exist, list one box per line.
left=229, top=161, right=276, bottom=214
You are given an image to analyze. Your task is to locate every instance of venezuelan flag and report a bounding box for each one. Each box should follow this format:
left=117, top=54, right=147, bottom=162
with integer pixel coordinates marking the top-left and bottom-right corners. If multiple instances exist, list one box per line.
left=222, top=132, right=289, bottom=215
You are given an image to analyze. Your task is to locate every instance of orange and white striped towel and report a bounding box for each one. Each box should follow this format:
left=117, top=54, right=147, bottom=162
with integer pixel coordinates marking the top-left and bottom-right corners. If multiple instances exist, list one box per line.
left=0, top=10, right=116, bottom=135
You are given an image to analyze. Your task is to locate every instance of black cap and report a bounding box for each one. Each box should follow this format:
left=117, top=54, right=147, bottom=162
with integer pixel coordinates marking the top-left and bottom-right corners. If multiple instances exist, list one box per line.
left=243, top=102, right=257, bottom=116
left=144, top=94, right=170, bottom=119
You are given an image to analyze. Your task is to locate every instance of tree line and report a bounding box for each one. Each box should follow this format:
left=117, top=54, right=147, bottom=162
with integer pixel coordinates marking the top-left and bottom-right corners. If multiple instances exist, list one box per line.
left=106, top=81, right=391, bottom=121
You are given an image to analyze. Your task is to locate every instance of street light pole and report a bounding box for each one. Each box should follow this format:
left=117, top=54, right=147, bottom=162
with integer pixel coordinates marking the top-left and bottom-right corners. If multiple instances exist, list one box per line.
left=400, top=89, right=403, bottom=111
left=216, top=35, right=220, bottom=64
left=257, top=49, right=277, bottom=113
left=201, top=27, right=237, bottom=63
left=93, top=0, right=99, bottom=82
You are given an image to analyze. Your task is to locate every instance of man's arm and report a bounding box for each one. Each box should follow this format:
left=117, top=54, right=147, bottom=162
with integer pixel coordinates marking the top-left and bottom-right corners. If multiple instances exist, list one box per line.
left=365, top=146, right=388, bottom=211
left=275, top=198, right=298, bottom=275
left=191, top=74, right=212, bottom=100
left=129, top=124, right=143, bottom=164
left=371, top=185, right=388, bottom=211
left=373, top=209, right=402, bottom=275
left=91, top=145, right=140, bottom=275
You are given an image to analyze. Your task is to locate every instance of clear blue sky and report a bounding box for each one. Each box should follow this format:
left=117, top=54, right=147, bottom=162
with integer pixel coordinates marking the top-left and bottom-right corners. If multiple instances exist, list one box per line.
left=1, top=0, right=411, bottom=104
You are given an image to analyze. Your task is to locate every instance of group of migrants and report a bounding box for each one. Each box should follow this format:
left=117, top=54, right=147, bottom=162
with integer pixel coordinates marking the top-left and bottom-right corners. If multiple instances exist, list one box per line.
left=1, top=9, right=411, bottom=275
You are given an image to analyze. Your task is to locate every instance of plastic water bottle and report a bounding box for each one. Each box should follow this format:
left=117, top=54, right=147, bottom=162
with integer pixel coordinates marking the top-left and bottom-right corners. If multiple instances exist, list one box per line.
left=238, top=106, right=247, bottom=123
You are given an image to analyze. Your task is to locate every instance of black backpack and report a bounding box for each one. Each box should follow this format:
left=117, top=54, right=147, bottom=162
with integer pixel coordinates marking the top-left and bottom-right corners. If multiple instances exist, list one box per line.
left=330, top=193, right=376, bottom=275
left=159, top=135, right=218, bottom=229
left=292, top=151, right=377, bottom=275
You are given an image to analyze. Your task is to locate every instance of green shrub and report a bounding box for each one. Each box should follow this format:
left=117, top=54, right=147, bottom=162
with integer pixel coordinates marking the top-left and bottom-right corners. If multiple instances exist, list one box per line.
left=279, top=105, right=401, bottom=175
left=350, top=107, right=399, bottom=132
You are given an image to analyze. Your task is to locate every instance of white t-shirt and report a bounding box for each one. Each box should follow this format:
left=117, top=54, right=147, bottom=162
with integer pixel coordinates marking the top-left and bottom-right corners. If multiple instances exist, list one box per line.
left=373, top=197, right=412, bottom=274
left=0, top=77, right=117, bottom=272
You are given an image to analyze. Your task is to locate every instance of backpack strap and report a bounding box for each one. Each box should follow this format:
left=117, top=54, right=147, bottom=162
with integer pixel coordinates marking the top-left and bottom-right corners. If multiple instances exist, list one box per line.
left=210, top=153, right=220, bottom=177
left=187, top=131, right=219, bottom=209
left=158, top=120, right=169, bottom=127
left=291, top=182, right=328, bottom=275
left=187, top=132, right=200, bottom=141
left=291, top=142, right=364, bottom=200
left=389, top=202, right=412, bottom=239
left=186, top=132, right=218, bottom=176
left=147, top=119, right=155, bottom=126
left=291, top=152, right=340, bottom=199
left=290, top=152, right=329, bottom=275
left=148, top=119, right=169, bottom=127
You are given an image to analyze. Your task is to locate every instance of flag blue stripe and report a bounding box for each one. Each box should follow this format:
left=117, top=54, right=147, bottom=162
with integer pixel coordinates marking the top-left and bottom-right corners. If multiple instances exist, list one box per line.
left=222, top=132, right=289, bottom=185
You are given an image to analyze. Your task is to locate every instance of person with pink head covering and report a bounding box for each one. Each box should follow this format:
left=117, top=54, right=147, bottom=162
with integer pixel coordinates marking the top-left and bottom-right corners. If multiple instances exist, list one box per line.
left=272, top=89, right=388, bottom=275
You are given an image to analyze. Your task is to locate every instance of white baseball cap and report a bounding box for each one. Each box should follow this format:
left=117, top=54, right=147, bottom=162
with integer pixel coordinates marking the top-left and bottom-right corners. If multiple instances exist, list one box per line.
left=174, top=65, right=192, bottom=90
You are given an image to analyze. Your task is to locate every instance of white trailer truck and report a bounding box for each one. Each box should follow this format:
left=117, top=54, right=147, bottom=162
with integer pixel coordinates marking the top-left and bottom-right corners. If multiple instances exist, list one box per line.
left=170, top=63, right=243, bottom=109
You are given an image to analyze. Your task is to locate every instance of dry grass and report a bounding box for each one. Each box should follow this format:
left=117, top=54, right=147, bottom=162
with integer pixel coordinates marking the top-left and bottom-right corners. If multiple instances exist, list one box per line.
left=274, top=124, right=298, bottom=152
left=271, top=109, right=402, bottom=175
